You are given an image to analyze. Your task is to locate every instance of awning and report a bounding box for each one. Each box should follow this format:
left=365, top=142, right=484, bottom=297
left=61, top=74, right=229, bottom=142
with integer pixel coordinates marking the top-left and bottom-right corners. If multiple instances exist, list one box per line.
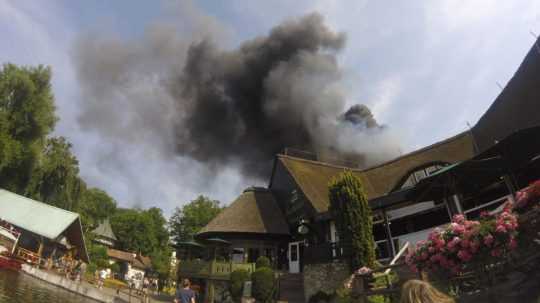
left=174, top=240, right=205, bottom=248
left=203, top=238, right=231, bottom=246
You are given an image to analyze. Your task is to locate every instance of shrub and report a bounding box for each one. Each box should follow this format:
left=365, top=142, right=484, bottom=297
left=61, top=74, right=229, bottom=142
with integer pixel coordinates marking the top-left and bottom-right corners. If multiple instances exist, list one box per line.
left=251, top=267, right=275, bottom=303
left=255, top=256, right=271, bottom=269
left=309, top=291, right=333, bottom=303
left=406, top=210, right=519, bottom=275
left=329, top=170, right=376, bottom=270
left=230, top=269, right=251, bottom=302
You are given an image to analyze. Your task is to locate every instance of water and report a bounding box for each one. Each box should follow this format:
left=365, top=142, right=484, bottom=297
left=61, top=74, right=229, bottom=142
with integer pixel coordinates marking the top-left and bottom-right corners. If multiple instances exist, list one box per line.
left=0, top=269, right=96, bottom=303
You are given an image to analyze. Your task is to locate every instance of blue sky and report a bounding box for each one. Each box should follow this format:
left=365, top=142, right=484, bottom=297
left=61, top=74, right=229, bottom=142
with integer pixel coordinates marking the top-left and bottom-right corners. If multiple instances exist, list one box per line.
left=1, top=0, right=539, bottom=215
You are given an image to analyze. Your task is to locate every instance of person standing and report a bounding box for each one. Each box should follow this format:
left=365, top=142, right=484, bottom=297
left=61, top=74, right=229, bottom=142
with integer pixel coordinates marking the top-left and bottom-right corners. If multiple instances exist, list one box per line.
left=175, top=279, right=195, bottom=303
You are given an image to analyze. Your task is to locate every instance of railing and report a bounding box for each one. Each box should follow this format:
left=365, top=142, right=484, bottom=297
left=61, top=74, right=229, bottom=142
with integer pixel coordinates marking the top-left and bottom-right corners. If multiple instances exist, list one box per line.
left=178, top=260, right=256, bottom=279
left=16, top=247, right=40, bottom=264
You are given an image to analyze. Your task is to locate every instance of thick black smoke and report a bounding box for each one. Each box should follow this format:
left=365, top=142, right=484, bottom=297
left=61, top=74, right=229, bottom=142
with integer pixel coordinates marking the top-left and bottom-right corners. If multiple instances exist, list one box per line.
left=75, top=13, right=399, bottom=181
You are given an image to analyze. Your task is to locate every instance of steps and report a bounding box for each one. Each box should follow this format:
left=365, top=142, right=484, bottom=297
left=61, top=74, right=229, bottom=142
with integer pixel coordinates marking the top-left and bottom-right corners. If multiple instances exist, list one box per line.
left=278, top=273, right=305, bottom=303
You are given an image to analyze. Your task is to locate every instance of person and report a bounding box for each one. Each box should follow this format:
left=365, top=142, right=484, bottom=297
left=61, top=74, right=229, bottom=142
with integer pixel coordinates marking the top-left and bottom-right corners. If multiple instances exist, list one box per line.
left=175, top=279, right=195, bottom=303
left=400, top=280, right=455, bottom=303
left=98, top=268, right=107, bottom=289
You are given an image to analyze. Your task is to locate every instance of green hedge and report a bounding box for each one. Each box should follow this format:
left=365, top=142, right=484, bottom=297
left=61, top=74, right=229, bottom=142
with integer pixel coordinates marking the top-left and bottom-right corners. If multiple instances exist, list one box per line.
left=251, top=267, right=275, bottom=303
left=255, top=256, right=271, bottom=269
left=230, top=269, right=251, bottom=302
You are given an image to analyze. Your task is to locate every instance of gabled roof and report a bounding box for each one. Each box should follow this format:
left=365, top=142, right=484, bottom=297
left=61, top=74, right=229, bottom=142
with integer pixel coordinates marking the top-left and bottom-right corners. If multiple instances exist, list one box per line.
left=274, top=131, right=474, bottom=213
left=0, top=189, right=79, bottom=239
left=92, top=218, right=117, bottom=241
left=107, top=248, right=152, bottom=269
left=473, top=37, right=540, bottom=152
left=197, top=187, right=290, bottom=237
left=0, top=189, right=89, bottom=262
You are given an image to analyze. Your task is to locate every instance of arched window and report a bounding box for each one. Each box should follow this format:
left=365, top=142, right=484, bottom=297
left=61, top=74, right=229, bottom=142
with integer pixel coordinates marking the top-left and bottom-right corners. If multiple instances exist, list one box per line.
left=394, top=162, right=450, bottom=190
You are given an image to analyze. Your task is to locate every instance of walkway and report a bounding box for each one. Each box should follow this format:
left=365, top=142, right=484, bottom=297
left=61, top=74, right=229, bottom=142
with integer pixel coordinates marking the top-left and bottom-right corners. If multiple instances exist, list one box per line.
left=21, top=264, right=173, bottom=303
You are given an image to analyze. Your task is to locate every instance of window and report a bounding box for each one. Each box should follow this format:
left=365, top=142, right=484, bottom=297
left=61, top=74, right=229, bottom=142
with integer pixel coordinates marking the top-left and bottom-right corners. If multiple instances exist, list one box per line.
left=232, top=248, right=245, bottom=263
left=248, top=248, right=260, bottom=263
left=400, top=164, right=446, bottom=189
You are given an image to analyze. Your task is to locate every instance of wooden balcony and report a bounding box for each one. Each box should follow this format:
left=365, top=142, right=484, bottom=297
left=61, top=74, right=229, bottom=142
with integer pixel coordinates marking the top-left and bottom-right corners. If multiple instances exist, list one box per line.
left=178, top=260, right=256, bottom=280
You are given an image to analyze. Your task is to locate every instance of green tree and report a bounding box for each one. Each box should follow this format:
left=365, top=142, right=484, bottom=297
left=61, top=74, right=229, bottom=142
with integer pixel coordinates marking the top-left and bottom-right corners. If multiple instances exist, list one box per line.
left=78, top=188, right=117, bottom=232
left=251, top=267, right=275, bottom=303
left=168, top=195, right=223, bottom=243
left=329, top=170, right=376, bottom=270
left=111, top=207, right=171, bottom=283
left=0, top=64, right=57, bottom=193
left=26, top=137, right=85, bottom=211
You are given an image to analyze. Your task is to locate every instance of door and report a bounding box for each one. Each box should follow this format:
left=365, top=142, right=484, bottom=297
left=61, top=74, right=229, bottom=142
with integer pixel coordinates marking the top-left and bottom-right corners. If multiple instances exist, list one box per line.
left=288, top=241, right=301, bottom=273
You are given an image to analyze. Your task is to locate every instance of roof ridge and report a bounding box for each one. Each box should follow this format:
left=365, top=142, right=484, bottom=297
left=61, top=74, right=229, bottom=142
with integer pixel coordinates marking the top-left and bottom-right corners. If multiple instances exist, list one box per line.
left=360, top=131, right=470, bottom=172
left=277, top=154, right=363, bottom=171
left=0, top=189, right=80, bottom=218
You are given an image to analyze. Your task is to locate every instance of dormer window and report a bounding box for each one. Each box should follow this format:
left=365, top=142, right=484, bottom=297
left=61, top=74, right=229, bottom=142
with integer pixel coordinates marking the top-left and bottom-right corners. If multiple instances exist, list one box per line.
left=399, top=163, right=446, bottom=189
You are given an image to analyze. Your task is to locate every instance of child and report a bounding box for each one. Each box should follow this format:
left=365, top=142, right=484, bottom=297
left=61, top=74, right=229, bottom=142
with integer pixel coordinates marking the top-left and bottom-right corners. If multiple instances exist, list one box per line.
left=400, top=280, right=454, bottom=303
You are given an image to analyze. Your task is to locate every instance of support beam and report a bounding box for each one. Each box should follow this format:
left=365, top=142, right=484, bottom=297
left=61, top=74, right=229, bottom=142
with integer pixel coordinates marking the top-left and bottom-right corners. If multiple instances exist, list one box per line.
left=381, top=209, right=395, bottom=258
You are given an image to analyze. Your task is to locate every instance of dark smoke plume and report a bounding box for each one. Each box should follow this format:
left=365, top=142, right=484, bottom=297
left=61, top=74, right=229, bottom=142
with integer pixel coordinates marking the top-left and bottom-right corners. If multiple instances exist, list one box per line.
left=75, top=12, right=400, bottom=181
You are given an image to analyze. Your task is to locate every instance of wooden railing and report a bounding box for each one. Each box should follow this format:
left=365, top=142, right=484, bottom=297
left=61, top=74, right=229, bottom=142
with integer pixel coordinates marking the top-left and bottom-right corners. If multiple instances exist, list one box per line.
left=16, top=247, right=40, bottom=264
left=178, top=260, right=256, bottom=280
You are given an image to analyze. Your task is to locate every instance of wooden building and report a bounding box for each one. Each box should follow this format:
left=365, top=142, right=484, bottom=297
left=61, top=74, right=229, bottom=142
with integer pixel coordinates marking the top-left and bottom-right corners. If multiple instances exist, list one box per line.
left=177, top=37, right=540, bottom=302
left=0, top=189, right=89, bottom=265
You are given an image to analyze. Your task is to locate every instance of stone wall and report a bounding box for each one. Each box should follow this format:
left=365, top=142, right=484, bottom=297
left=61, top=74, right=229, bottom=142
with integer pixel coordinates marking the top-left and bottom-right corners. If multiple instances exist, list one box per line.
left=303, top=261, right=350, bottom=302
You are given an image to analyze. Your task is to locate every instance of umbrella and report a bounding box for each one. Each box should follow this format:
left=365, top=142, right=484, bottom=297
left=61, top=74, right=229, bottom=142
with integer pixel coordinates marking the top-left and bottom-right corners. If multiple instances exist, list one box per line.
left=174, top=240, right=205, bottom=248
left=203, top=238, right=231, bottom=246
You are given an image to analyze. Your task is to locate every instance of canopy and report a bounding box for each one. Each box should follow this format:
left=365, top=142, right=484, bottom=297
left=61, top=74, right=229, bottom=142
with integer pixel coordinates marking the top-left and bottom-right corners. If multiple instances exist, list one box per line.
left=203, top=238, right=231, bottom=246
left=175, top=240, right=205, bottom=248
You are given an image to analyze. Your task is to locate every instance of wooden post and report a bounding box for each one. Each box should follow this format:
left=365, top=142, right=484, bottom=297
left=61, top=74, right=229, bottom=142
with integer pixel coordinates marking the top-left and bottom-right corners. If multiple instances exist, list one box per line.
left=382, top=209, right=395, bottom=258
left=352, top=274, right=366, bottom=303
left=37, top=237, right=44, bottom=267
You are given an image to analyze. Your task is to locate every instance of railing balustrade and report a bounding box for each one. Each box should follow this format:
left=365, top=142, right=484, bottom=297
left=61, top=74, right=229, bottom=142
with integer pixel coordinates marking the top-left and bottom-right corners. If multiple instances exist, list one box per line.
left=178, top=260, right=256, bottom=279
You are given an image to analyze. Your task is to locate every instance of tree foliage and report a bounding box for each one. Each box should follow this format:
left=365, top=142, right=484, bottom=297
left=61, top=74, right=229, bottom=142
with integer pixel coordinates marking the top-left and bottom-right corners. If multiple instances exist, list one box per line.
left=0, top=63, right=57, bottom=193
left=26, top=137, right=86, bottom=211
left=329, top=170, right=376, bottom=270
left=110, top=207, right=171, bottom=281
left=168, top=195, right=223, bottom=243
left=78, top=188, right=117, bottom=232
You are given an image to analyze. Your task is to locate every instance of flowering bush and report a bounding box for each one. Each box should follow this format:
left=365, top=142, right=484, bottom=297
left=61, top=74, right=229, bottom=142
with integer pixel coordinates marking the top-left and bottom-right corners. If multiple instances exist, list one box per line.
left=406, top=209, right=518, bottom=276
left=513, top=180, right=540, bottom=213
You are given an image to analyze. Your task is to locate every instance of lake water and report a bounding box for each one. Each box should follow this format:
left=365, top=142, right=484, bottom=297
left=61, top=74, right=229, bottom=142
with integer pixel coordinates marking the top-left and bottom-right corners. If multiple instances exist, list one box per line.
left=0, top=269, right=95, bottom=303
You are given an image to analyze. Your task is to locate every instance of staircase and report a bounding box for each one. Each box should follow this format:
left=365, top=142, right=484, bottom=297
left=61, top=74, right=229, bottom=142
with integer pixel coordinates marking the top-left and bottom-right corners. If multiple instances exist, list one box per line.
left=278, top=273, right=305, bottom=303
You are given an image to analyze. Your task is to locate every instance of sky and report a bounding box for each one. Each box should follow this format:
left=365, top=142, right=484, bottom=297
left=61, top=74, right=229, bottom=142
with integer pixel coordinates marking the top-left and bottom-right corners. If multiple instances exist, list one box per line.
left=1, top=0, right=539, bottom=216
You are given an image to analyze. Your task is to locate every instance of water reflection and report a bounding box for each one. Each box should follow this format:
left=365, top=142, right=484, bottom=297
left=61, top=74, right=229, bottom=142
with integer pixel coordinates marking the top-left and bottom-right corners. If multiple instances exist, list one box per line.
left=0, top=269, right=95, bottom=303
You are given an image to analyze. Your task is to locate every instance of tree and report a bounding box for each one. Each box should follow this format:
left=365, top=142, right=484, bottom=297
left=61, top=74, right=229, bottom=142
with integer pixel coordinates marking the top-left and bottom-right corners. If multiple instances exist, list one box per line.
left=0, top=64, right=57, bottom=193
left=78, top=188, right=117, bottom=232
left=111, top=207, right=172, bottom=287
left=26, top=137, right=85, bottom=211
left=168, top=195, right=223, bottom=243
left=329, top=170, right=376, bottom=270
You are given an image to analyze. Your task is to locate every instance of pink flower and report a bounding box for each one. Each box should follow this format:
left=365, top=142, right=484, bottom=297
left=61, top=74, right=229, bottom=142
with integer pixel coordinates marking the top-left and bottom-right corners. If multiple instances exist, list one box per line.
left=509, top=238, right=518, bottom=250
left=484, top=234, right=494, bottom=246
left=495, top=225, right=507, bottom=233
left=453, top=214, right=465, bottom=224
left=460, top=239, right=470, bottom=248
left=491, top=248, right=502, bottom=257
left=457, top=250, right=472, bottom=262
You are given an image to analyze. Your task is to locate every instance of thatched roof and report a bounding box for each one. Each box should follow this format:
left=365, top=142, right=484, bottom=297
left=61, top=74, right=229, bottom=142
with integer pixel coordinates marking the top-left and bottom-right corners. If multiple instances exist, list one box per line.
left=275, top=131, right=474, bottom=213
left=473, top=37, right=540, bottom=151
left=197, top=187, right=289, bottom=237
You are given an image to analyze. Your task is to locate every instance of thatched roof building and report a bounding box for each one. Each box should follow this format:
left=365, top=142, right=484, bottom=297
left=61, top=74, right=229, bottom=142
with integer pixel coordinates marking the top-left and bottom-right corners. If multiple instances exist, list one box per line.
left=269, top=131, right=475, bottom=215
left=197, top=187, right=289, bottom=239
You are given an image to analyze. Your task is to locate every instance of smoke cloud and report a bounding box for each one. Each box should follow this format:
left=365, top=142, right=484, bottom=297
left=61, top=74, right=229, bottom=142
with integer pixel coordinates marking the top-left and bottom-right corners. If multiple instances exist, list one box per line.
left=74, top=12, right=400, bottom=185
